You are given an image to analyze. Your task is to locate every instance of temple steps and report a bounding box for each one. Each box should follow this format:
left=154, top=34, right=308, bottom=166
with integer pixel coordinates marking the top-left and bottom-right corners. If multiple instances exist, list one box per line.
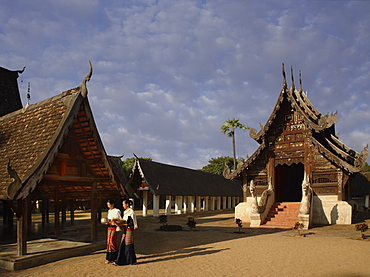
left=260, top=202, right=300, bottom=229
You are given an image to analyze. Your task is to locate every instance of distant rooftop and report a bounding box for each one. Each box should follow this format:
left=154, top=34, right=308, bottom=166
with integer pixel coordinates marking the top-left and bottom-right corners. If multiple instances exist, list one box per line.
left=0, top=66, right=24, bottom=117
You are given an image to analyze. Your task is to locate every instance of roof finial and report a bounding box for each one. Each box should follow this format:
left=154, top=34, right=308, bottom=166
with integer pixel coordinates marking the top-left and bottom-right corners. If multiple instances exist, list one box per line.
left=80, top=60, right=93, bottom=98
left=17, top=67, right=26, bottom=74
left=27, top=82, right=31, bottom=105
left=299, top=70, right=302, bottom=92
left=290, top=66, right=295, bottom=91
left=282, top=63, right=287, bottom=90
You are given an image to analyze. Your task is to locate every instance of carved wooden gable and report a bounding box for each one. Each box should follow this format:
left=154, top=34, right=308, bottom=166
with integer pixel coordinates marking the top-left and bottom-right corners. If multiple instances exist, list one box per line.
left=225, top=65, right=368, bottom=183
left=0, top=67, right=128, bottom=200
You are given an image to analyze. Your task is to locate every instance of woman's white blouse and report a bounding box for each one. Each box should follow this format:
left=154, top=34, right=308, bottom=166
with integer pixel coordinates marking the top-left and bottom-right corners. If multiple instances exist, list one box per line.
left=123, top=208, right=138, bottom=229
left=107, top=208, right=122, bottom=220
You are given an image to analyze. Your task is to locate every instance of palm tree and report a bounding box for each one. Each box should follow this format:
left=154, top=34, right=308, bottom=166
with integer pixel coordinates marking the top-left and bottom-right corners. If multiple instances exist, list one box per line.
left=221, top=118, right=246, bottom=170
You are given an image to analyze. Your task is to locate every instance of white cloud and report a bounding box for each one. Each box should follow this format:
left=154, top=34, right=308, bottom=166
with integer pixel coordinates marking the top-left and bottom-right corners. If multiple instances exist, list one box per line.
left=1, top=0, right=370, bottom=168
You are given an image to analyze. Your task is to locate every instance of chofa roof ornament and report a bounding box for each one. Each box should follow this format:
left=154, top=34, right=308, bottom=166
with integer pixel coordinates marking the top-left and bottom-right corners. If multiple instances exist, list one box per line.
left=80, top=60, right=93, bottom=98
left=5, top=159, right=21, bottom=200
left=282, top=63, right=287, bottom=90
left=290, top=66, right=295, bottom=91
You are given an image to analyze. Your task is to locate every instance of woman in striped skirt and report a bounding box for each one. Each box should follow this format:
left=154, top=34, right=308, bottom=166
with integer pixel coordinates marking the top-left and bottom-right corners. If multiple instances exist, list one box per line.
left=113, top=199, right=138, bottom=266
left=103, top=200, right=121, bottom=264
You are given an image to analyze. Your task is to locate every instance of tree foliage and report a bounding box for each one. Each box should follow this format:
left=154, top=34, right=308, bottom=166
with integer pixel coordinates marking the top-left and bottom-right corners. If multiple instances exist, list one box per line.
left=122, top=157, right=152, bottom=178
left=221, top=118, right=246, bottom=170
left=361, top=162, right=370, bottom=172
left=200, top=156, right=235, bottom=175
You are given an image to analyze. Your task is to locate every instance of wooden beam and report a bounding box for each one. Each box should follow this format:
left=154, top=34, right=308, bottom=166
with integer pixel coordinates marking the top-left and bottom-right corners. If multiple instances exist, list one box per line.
left=42, top=174, right=111, bottom=182
left=70, top=200, right=75, bottom=226
left=90, top=182, right=98, bottom=241
left=54, top=185, right=60, bottom=237
left=61, top=200, right=67, bottom=230
left=41, top=199, right=46, bottom=228
left=4, top=200, right=14, bottom=232
left=27, top=197, right=32, bottom=234
left=17, top=197, right=28, bottom=256
left=45, top=199, right=50, bottom=224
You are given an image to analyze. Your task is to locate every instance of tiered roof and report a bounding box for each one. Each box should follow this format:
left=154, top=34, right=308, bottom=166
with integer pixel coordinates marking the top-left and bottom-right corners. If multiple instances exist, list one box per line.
left=0, top=62, right=128, bottom=200
left=225, top=64, right=368, bottom=179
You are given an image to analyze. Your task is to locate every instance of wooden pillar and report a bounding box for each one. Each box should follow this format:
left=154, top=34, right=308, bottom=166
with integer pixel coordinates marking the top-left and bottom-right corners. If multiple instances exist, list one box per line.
left=17, top=197, right=28, bottom=256
left=90, top=182, right=98, bottom=241
left=3, top=200, right=7, bottom=225
left=61, top=200, right=67, bottom=230
left=4, top=200, right=14, bottom=232
left=175, top=196, right=182, bottom=214
left=153, top=194, right=160, bottom=217
left=142, top=191, right=148, bottom=217
left=210, top=197, right=215, bottom=211
left=97, top=207, right=102, bottom=223
left=45, top=199, right=50, bottom=224
left=196, top=196, right=202, bottom=212
left=222, top=197, right=227, bottom=209
left=54, top=186, right=60, bottom=238
left=365, top=195, right=369, bottom=209
left=70, top=200, right=75, bottom=226
left=27, top=198, right=32, bottom=233
left=41, top=199, right=46, bottom=229
left=165, top=196, right=171, bottom=215
left=232, top=197, right=236, bottom=207
left=189, top=196, right=195, bottom=213
left=216, top=196, right=221, bottom=210
left=267, top=156, right=275, bottom=190
left=337, top=170, right=343, bottom=201
left=227, top=197, right=232, bottom=209
left=183, top=196, right=188, bottom=214
left=203, top=197, right=209, bottom=211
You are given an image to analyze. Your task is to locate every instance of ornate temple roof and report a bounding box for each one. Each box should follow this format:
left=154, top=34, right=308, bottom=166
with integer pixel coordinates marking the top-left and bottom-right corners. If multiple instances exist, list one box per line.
left=129, top=158, right=242, bottom=197
left=225, top=64, right=368, bottom=179
left=0, top=62, right=129, bottom=200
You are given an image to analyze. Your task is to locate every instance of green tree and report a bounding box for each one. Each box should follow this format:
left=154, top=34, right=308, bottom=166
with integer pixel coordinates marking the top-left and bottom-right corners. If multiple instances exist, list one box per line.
left=122, top=156, right=152, bottom=178
left=201, top=156, right=234, bottom=175
left=361, top=162, right=370, bottom=172
left=221, top=118, right=246, bottom=170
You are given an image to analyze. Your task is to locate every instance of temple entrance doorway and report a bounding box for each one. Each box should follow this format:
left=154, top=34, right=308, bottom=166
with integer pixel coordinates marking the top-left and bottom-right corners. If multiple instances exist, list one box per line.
left=274, top=163, right=304, bottom=202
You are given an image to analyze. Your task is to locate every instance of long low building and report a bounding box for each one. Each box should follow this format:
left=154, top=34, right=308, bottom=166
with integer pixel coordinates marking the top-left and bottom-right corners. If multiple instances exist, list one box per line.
left=128, top=158, right=243, bottom=216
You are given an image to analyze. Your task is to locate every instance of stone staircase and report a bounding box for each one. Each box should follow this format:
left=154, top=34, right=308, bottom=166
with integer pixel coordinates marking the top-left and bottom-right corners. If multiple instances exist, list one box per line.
left=260, top=202, right=300, bottom=229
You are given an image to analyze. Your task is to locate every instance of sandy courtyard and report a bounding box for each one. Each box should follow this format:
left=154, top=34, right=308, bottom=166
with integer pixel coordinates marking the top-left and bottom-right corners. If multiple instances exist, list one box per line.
left=1, top=210, right=369, bottom=277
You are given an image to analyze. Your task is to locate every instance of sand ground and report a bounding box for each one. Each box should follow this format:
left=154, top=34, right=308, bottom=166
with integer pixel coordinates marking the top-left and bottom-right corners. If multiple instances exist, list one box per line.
left=1, top=210, right=369, bottom=277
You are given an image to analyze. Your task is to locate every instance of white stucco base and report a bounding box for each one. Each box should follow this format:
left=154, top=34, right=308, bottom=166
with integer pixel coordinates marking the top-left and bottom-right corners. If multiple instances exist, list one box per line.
left=312, top=195, right=352, bottom=225
left=235, top=195, right=352, bottom=228
left=235, top=201, right=252, bottom=224
left=235, top=196, right=272, bottom=227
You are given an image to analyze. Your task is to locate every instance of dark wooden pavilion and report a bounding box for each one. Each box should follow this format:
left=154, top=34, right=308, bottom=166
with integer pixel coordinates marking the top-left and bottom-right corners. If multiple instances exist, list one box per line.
left=128, top=158, right=243, bottom=216
left=225, top=64, right=369, bottom=228
left=0, top=63, right=129, bottom=255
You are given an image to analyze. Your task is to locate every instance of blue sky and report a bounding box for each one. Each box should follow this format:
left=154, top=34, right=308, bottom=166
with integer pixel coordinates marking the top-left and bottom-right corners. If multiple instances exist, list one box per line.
left=1, top=0, right=369, bottom=169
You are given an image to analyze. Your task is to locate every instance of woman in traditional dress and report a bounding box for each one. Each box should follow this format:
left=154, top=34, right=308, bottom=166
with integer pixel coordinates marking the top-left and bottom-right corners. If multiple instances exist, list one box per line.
left=113, top=199, right=138, bottom=266
left=103, top=200, right=122, bottom=264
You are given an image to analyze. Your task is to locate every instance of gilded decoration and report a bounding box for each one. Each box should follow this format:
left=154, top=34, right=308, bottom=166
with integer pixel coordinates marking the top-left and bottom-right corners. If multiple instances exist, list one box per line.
left=224, top=64, right=367, bottom=190
left=275, top=157, right=304, bottom=166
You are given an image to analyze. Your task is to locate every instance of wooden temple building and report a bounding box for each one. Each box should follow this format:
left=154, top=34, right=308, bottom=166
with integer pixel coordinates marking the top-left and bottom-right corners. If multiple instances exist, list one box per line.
left=224, top=64, right=369, bottom=229
left=0, top=63, right=129, bottom=255
left=128, top=158, right=243, bottom=216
